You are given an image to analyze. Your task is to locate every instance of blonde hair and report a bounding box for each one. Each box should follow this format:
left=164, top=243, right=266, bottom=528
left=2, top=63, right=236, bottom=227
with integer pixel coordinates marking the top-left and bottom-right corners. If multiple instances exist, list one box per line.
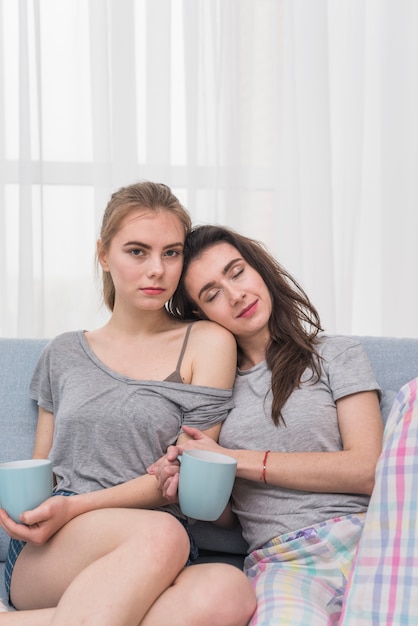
left=97, top=181, right=191, bottom=311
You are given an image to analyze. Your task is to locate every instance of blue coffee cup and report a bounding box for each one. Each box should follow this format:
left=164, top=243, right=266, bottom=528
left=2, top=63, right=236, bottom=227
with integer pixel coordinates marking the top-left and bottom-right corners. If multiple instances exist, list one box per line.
left=178, top=450, right=237, bottom=521
left=0, top=459, right=53, bottom=523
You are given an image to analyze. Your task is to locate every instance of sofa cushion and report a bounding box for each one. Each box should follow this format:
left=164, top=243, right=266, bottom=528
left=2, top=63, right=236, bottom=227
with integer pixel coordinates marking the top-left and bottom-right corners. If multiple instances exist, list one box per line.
left=1, top=335, right=417, bottom=566
left=355, top=336, right=418, bottom=423
left=0, top=339, right=48, bottom=561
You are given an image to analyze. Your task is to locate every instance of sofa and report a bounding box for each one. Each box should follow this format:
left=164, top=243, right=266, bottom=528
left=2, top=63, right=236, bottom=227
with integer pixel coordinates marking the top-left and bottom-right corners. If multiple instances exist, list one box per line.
left=1, top=335, right=418, bottom=609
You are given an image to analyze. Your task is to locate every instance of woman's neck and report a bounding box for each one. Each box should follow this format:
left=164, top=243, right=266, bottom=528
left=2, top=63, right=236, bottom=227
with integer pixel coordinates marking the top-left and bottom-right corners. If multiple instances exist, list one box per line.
left=104, top=305, right=177, bottom=338
left=237, top=331, right=270, bottom=370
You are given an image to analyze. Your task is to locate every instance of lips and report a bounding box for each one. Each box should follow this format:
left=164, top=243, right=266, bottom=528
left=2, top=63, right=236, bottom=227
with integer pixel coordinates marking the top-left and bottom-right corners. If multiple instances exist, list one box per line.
left=141, top=287, right=166, bottom=295
left=237, top=300, right=258, bottom=318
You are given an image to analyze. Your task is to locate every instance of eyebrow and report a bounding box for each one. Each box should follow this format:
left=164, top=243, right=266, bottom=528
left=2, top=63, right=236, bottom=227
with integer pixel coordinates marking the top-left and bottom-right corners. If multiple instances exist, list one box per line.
left=197, top=257, right=242, bottom=300
left=123, top=240, right=184, bottom=250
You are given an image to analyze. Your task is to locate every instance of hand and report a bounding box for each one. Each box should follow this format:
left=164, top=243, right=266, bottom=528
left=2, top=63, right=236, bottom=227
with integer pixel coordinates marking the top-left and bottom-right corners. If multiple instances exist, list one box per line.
left=180, top=425, right=228, bottom=455
left=0, top=495, right=77, bottom=546
left=148, top=445, right=182, bottom=501
left=148, top=426, right=232, bottom=499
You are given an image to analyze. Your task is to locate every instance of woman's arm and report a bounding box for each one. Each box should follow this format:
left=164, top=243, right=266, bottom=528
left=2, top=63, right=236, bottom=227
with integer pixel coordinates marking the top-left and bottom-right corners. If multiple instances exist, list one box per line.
left=0, top=472, right=171, bottom=545
left=174, top=321, right=236, bottom=449
left=0, top=420, right=171, bottom=545
left=176, top=390, right=383, bottom=496
left=1, top=323, right=237, bottom=543
left=233, top=391, right=382, bottom=495
left=32, top=406, right=54, bottom=459
left=187, top=320, right=237, bottom=389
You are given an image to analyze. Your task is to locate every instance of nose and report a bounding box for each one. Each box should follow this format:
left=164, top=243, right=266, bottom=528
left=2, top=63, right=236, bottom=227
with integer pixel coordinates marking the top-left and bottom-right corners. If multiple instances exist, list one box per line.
left=227, top=285, right=245, bottom=305
left=146, top=255, right=164, bottom=278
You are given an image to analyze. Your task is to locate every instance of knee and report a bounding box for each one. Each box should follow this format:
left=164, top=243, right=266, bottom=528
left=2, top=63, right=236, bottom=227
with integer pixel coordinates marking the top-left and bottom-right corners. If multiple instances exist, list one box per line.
left=214, top=564, right=256, bottom=626
left=148, top=513, right=190, bottom=567
left=191, top=563, right=256, bottom=626
left=118, top=510, right=190, bottom=577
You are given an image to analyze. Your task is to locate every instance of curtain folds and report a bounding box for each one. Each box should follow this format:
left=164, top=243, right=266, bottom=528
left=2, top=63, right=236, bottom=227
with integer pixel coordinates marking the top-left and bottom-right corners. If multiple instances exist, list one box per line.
left=1, top=0, right=417, bottom=338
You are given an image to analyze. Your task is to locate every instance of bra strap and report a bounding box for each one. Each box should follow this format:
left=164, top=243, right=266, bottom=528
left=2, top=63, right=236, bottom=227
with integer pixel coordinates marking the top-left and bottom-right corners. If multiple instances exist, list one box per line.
left=174, top=323, right=194, bottom=374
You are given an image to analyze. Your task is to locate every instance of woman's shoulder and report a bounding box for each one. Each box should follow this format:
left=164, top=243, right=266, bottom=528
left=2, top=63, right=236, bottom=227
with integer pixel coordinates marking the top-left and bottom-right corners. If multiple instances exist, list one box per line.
left=40, top=331, right=84, bottom=360
left=188, top=320, right=236, bottom=349
left=31, top=332, right=85, bottom=387
left=46, top=330, right=83, bottom=349
left=316, top=334, right=370, bottom=368
left=185, top=321, right=237, bottom=388
left=318, top=333, right=360, bottom=345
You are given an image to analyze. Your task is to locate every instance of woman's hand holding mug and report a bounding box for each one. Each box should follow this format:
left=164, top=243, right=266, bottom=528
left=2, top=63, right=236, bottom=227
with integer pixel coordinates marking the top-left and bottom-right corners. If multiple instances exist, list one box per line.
left=148, top=426, right=237, bottom=521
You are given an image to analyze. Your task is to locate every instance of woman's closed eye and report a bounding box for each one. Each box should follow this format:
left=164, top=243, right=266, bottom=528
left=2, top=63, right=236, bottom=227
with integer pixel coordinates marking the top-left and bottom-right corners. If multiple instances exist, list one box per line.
left=206, top=289, right=221, bottom=303
left=205, top=268, right=244, bottom=302
left=231, top=267, right=244, bottom=280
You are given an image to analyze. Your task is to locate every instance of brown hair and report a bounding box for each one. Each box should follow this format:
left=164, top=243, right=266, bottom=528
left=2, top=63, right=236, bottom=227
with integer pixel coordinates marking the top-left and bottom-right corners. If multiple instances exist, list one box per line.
left=169, top=225, right=323, bottom=425
left=97, top=181, right=191, bottom=311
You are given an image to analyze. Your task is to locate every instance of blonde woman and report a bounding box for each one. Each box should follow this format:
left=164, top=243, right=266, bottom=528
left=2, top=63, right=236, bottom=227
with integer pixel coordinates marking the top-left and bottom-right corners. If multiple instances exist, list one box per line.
left=0, top=187, right=255, bottom=625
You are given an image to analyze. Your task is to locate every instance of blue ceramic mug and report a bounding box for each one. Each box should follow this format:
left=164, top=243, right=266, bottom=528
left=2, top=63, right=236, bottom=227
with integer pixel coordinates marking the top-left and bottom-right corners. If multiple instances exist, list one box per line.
left=178, top=450, right=237, bottom=521
left=0, top=459, right=53, bottom=523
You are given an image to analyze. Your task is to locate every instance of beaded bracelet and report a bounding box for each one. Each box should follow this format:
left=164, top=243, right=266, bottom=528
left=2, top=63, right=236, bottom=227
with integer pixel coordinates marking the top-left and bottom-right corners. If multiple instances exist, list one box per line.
left=259, top=450, right=271, bottom=483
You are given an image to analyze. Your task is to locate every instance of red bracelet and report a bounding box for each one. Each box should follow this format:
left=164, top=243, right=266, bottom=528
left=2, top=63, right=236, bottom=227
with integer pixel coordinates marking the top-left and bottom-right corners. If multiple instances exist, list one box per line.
left=259, top=450, right=271, bottom=483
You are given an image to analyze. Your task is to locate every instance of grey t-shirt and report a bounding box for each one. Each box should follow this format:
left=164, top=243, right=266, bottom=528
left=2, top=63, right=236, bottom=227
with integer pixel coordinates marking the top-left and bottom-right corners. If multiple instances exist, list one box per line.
left=30, top=330, right=233, bottom=518
left=219, top=335, right=381, bottom=552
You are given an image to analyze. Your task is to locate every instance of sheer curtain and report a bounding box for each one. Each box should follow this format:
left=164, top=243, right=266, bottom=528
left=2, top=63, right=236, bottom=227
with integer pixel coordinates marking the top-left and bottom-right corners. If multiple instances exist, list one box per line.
left=1, top=0, right=417, bottom=339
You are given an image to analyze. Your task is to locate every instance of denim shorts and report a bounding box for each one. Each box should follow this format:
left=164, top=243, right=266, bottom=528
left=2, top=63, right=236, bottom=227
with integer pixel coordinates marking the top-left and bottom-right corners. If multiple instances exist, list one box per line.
left=5, top=489, right=198, bottom=602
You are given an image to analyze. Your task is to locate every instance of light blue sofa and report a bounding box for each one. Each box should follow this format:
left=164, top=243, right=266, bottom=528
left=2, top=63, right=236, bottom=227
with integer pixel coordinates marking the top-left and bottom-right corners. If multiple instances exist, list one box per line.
left=1, top=336, right=418, bottom=609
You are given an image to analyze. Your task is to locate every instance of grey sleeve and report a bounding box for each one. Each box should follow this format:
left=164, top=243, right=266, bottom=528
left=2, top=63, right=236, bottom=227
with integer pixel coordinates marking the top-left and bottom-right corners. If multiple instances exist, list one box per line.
left=181, top=386, right=234, bottom=430
left=29, top=341, right=54, bottom=412
left=326, top=341, right=381, bottom=402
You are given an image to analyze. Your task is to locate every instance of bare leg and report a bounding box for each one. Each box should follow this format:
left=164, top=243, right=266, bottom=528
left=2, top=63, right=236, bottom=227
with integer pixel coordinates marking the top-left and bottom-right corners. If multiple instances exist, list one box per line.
left=0, top=608, right=53, bottom=624
left=7, top=508, right=190, bottom=626
left=142, top=562, right=256, bottom=626
left=1, top=565, right=255, bottom=626
left=2, top=513, right=255, bottom=626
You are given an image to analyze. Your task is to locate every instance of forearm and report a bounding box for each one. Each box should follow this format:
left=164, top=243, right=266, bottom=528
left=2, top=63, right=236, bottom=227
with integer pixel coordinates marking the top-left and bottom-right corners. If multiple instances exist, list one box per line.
left=1, top=473, right=169, bottom=545
left=176, top=428, right=378, bottom=496
left=66, top=474, right=169, bottom=518
left=233, top=448, right=378, bottom=495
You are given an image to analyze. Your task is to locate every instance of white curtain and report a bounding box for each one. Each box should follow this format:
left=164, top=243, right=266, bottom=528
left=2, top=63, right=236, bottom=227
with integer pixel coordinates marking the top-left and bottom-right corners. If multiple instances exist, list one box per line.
left=1, top=0, right=417, bottom=339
